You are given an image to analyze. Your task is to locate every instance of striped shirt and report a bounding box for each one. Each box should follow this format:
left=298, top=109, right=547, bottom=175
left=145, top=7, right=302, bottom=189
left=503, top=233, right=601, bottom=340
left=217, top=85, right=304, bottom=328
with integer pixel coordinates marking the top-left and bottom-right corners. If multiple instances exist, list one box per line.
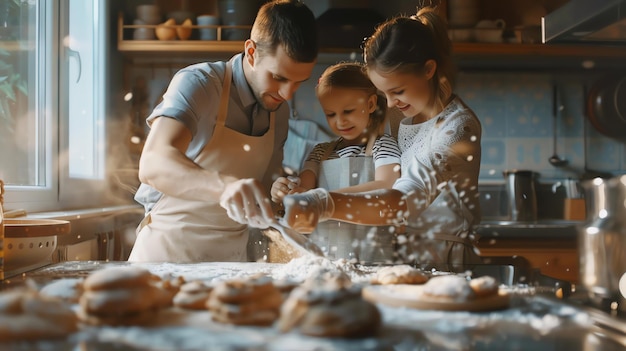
left=301, top=133, right=401, bottom=176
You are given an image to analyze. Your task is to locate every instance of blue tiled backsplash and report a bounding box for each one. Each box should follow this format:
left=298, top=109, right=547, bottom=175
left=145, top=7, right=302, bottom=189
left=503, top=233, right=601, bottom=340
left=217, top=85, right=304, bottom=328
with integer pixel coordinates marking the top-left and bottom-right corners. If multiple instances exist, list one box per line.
left=291, top=67, right=626, bottom=184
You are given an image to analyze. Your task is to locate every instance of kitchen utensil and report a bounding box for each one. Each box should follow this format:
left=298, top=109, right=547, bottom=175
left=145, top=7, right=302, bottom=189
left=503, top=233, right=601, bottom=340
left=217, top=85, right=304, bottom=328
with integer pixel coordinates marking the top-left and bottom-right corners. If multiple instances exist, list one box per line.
left=4, top=219, right=71, bottom=276
left=549, top=84, right=568, bottom=167
left=579, top=174, right=626, bottom=306
left=553, top=178, right=585, bottom=220
left=586, top=74, right=626, bottom=138
left=503, top=170, right=538, bottom=221
left=362, top=284, right=511, bottom=311
left=270, top=221, right=325, bottom=257
left=580, top=84, right=613, bottom=181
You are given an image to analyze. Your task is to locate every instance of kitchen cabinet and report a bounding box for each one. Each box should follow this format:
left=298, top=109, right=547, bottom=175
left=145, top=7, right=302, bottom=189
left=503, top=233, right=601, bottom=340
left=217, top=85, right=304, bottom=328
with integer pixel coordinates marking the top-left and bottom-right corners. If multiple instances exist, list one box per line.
left=476, top=237, right=578, bottom=284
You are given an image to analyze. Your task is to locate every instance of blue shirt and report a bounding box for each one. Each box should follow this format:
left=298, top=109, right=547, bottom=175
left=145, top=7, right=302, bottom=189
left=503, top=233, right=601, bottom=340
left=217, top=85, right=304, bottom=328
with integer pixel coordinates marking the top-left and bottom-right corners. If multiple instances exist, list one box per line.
left=134, top=54, right=289, bottom=211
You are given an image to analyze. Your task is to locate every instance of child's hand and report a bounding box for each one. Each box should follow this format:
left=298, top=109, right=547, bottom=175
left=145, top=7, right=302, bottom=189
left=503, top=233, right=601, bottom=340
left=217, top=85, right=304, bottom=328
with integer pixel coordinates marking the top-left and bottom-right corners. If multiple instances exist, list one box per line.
left=271, top=176, right=301, bottom=203
left=283, top=188, right=335, bottom=234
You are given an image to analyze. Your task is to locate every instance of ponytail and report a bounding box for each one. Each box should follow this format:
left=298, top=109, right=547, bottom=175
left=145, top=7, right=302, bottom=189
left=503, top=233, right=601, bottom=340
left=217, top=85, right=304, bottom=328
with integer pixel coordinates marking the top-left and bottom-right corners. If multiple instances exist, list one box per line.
left=363, top=6, right=456, bottom=113
left=413, top=7, right=454, bottom=111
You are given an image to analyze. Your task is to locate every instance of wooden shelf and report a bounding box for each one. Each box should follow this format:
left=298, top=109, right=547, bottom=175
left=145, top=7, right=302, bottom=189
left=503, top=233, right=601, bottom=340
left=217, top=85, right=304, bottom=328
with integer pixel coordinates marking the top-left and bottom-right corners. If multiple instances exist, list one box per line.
left=117, top=13, right=626, bottom=70
left=117, top=12, right=249, bottom=61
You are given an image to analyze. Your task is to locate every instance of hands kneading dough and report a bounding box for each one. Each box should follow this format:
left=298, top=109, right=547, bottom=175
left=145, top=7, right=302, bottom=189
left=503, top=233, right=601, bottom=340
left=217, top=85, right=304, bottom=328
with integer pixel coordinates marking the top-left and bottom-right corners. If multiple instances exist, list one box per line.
left=220, top=178, right=275, bottom=228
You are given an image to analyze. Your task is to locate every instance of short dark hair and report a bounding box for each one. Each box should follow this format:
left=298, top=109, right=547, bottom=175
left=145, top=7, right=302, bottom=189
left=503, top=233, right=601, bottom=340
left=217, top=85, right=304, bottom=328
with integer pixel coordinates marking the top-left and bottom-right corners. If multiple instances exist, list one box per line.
left=251, top=0, right=318, bottom=63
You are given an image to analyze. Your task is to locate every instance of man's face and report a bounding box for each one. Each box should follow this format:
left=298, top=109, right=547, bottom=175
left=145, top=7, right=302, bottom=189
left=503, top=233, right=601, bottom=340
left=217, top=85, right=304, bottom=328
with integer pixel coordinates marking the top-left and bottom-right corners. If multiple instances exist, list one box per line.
left=244, top=42, right=316, bottom=112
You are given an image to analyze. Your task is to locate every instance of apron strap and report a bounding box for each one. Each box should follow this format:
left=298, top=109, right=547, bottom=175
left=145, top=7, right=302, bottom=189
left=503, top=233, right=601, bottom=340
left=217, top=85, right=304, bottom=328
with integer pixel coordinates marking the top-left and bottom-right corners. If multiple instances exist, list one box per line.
left=216, top=61, right=233, bottom=127
left=364, top=132, right=376, bottom=156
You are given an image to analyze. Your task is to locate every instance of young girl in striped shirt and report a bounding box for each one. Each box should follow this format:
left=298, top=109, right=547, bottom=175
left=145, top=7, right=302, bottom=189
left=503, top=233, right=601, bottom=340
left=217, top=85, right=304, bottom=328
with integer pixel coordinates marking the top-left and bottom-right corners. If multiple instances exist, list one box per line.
left=271, top=62, right=401, bottom=203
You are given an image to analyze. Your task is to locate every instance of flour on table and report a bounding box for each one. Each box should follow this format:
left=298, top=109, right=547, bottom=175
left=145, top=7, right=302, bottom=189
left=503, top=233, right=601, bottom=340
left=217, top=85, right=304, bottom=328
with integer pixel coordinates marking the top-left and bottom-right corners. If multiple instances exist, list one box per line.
left=270, top=256, right=377, bottom=283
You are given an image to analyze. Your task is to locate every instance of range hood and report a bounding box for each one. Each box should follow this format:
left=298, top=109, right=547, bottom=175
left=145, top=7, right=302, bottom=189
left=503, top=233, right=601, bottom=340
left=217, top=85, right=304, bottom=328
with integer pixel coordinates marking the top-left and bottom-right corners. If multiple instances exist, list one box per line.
left=542, top=0, right=626, bottom=44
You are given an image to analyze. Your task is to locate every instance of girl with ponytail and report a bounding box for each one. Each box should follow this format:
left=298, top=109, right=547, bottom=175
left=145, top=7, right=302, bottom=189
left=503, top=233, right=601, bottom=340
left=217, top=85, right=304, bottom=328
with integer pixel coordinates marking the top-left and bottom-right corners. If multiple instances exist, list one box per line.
left=280, top=6, right=483, bottom=270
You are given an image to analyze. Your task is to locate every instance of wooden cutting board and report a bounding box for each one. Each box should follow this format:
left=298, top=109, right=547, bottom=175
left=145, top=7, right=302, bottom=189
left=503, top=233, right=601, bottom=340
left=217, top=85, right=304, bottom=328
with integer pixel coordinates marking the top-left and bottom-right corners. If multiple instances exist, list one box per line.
left=362, top=284, right=511, bottom=312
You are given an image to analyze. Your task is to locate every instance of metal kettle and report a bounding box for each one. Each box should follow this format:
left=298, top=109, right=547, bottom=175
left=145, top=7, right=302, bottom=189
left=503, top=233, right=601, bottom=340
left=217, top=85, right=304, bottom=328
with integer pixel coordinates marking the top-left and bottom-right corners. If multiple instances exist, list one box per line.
left=503, top=170, right=538, bottom=221
left=578, top=175, right=626, bottom=306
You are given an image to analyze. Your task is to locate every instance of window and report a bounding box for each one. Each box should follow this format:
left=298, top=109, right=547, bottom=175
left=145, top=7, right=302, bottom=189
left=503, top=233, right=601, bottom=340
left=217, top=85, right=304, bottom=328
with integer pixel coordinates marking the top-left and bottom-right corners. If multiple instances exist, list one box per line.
left=0, top=0, right=111, bottom=212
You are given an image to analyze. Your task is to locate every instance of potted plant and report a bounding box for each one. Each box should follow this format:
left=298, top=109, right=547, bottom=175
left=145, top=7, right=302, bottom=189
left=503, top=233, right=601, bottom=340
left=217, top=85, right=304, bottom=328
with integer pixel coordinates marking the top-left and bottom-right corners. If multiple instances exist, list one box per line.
left=0, top=0, right=28, bottom=132
left=0, top=48, right=27, bottom=132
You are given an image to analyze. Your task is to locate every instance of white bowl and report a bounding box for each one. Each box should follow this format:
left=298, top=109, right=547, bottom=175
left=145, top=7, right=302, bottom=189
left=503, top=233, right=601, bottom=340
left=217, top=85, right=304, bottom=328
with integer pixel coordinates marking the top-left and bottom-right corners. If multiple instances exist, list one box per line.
left=448, top=29, right=473, bottom=42
left=475, top=28, right=504, bottom=43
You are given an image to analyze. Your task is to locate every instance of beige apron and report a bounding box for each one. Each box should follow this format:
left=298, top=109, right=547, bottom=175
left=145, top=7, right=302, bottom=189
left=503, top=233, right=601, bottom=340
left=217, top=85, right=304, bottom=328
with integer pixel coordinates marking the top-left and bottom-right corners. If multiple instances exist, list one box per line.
left=311, top=137, right=397, bottom=264
left=128, top=61, right=275, bottom=263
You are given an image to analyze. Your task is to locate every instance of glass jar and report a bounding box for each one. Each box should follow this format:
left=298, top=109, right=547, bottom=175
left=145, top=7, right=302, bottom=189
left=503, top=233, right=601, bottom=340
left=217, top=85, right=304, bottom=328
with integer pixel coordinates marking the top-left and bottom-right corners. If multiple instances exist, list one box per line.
left=579, top=175, right=626, bottom=307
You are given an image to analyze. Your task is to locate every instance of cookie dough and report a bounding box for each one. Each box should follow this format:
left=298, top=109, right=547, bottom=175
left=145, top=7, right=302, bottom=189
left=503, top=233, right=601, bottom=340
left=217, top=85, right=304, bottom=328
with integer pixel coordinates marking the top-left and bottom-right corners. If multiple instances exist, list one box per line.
left=372, top=265, right=429, bottom=285
left=40, top=278, right=84, bottom=303
left=469, top=276, right=499, bottom=297
left=278, top=270, right=381, bottom=338
left=78, top=266, right=173, bottom=326
left=208, top=274, right=283, bottom=326
left=173, top=280, right=213, bottom=310
left=0, top=288, right=78, bottom=341
left=421, top=275, right=475, bottom=300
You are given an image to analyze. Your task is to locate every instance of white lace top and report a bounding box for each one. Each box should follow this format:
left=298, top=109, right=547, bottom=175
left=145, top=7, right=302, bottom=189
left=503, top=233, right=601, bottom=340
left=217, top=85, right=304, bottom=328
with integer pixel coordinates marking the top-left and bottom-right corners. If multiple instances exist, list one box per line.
left=393, top=96, right=482, bottom=225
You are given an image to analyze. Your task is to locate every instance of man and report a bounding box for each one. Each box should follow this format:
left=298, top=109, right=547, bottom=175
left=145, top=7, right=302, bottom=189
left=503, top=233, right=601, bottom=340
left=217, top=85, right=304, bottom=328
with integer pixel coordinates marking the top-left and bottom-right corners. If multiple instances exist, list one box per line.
left=129, top=0, right=318, bottom=262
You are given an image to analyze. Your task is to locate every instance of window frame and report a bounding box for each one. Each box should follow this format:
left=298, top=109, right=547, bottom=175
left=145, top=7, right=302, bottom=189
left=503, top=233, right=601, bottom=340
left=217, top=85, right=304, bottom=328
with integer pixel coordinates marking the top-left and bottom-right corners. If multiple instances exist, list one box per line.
left=3, top=0, right=113, bottom=213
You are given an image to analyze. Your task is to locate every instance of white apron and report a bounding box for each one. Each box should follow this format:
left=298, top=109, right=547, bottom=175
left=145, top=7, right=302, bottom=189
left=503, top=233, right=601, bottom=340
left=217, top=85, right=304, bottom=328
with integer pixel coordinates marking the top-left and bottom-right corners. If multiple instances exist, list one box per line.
left=129, top=61, right=275, bottom=263
left=311, top=137, right=396, bottom=264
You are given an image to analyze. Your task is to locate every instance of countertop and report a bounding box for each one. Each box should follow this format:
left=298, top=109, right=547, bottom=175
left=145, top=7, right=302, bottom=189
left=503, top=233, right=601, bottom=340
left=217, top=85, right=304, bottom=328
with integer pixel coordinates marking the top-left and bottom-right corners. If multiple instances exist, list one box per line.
left=1, top=260, right=625, bottom=350
left=475, top=219, right=582, bottom=240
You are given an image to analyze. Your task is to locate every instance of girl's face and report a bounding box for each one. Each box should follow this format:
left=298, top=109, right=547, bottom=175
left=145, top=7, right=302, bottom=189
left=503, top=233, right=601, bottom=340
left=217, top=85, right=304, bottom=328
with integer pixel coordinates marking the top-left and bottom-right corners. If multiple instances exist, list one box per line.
left=368, top=65, right=434, bottom=120
left=318, top=88, right=376, bottom=143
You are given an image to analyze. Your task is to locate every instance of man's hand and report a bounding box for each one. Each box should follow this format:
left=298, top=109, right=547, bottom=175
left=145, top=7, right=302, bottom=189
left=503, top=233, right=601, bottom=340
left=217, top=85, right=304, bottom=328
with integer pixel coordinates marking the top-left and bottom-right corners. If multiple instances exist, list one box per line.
left=219, top=178, right=275, bottom=228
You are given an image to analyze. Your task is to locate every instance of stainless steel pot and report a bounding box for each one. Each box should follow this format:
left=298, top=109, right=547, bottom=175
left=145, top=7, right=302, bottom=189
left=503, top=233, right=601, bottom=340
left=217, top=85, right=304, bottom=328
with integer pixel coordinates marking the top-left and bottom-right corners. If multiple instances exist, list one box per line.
left=579, top=174, right=626, bottom=305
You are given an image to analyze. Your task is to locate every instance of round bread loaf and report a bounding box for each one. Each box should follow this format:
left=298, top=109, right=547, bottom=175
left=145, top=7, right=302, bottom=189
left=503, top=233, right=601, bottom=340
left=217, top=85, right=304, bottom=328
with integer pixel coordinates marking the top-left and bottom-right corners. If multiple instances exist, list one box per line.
left=0, top=288, right=78, bottom=341
left=373, top=265, right=429, bottom=285
left=207, top=274, right=283, bottom=326
left=278, top=270, right=381, bottom=337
